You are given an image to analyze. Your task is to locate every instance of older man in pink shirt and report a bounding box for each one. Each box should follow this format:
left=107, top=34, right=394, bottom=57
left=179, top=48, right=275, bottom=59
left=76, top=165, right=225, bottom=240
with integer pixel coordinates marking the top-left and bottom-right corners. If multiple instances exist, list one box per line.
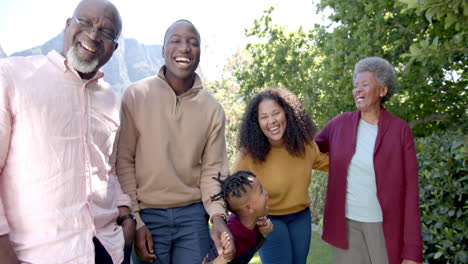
left=0, top=1, right=135, bottom=263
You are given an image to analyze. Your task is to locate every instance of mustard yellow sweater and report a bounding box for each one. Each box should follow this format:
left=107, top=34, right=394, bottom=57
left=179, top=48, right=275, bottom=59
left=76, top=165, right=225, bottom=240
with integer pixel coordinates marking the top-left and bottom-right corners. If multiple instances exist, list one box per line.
left=233, top=142, right=328, bottom=215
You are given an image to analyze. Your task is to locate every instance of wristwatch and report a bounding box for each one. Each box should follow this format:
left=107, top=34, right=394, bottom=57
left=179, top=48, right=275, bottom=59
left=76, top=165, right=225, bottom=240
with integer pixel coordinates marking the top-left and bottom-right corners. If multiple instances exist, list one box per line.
left=117, top=214, right=136, bottom=226
left=210, top=213, right=228, bottom=224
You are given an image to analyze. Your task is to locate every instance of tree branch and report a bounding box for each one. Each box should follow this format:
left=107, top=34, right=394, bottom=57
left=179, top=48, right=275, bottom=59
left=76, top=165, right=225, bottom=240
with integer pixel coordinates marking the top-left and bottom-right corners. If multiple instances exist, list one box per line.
left=441, top=47, right=468, bottom=55
left=391, top=21, right=409, bottom=32
left=430, top=0, right=452, bottom=8
left=409, top=113, right=447, bottom=128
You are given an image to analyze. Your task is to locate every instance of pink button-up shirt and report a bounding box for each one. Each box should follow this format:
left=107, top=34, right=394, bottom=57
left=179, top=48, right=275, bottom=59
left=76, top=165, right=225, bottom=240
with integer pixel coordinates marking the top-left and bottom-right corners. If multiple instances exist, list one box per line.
left=0, top=50, right=131, bottom=264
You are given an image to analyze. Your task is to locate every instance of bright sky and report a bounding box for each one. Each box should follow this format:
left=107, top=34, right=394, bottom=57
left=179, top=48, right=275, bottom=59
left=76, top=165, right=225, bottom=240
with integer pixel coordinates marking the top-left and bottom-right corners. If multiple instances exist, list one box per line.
left=0, top=0, right=328, bottom=81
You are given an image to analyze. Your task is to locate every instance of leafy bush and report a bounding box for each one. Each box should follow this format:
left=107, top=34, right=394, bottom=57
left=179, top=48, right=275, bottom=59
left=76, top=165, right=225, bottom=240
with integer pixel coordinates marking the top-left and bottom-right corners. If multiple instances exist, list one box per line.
left=416, top=130, right=467, bottom=263
left=310, top=170, right=328, bottom=226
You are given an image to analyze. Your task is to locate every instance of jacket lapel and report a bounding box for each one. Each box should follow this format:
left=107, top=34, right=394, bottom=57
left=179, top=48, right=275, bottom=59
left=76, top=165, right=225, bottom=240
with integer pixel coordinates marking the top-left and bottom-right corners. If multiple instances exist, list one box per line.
left=374, top=106, right=390, bottom=155
left=345, top=111, right=361, bottom=159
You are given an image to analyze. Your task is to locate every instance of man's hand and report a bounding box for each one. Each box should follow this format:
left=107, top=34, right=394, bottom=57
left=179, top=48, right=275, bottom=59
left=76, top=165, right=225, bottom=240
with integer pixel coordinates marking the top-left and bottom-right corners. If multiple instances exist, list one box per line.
left=211, top=215, right=235, bottom=260
left=134, top=226, right=156, bottom=262
left=118, top=206, right=136, bottom=246
left=121, top=218, right=136, bottom=246
left=402, top=260, right=421, bottom=264
left=0, top=234, right=19, bottom=264
left=257, top=216, right=273, bottom=237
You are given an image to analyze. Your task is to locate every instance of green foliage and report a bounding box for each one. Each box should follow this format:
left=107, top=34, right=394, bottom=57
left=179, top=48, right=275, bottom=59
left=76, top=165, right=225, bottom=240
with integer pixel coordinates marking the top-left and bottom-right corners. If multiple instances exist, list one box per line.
left=309, top=170, right=328, bottom=226
left=399, top=0, right=467, bottom=62
left=206, top=75, right=245, bottom=167
left=416, top=130, right=467, bottom=263
left=397, top=0, right=468, bottom=136
left=308, top=231, right=332, bottom=264
left=234, top=0, right=467, bottom=135
left=315, top=0, right=467, bottom=134
left=235, top=7, right=334, bottom=127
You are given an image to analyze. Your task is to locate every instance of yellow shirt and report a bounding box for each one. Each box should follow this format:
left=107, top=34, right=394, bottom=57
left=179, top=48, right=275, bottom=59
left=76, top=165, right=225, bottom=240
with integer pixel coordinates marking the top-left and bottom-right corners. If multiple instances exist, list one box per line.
left=233, top=142, right=328, bottom=215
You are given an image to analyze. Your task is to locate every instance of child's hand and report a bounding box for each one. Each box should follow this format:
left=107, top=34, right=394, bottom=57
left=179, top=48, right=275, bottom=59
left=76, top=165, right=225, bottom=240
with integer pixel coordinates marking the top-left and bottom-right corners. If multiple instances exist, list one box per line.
left=220, top=231, right=233, bottom=260
left=216, top=231, right=233, bottom=264
left=257, top=216, right=273, bottom=237
left=202, top=232, right=232, bottom=264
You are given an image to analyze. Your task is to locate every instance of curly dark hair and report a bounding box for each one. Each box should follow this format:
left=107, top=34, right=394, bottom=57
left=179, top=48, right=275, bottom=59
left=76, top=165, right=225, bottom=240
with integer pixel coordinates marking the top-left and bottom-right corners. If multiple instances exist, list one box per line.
left=211, top=171, right=256, bottom=211
left=238, top=87, right=317, bottom=162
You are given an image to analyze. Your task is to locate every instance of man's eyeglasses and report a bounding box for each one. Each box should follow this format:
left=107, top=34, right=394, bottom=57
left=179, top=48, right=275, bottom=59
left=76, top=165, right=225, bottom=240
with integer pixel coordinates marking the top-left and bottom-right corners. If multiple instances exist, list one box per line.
left=73, top=17, right=118, bottom=44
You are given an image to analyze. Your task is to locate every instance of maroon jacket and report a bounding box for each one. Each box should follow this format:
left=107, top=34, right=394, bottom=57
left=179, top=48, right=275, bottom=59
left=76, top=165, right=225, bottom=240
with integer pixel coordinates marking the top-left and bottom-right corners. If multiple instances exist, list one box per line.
left=315, top=107, right=423, bottom=263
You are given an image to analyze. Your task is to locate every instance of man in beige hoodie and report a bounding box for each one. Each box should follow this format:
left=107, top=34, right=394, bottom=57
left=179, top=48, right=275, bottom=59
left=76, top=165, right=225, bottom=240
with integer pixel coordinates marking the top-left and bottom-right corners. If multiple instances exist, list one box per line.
left=116, top=19, right=234, bottom=264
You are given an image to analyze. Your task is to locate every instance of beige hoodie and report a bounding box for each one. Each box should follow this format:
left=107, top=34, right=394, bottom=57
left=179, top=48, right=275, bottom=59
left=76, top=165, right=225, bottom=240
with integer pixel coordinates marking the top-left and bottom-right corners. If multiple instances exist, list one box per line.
left=116, top=67, right=228, bottom=228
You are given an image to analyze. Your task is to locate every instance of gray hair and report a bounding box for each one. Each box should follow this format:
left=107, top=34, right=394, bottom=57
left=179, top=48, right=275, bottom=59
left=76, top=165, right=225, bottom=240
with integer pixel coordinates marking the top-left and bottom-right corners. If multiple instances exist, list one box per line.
left=353, top=57, right=396, bottom=104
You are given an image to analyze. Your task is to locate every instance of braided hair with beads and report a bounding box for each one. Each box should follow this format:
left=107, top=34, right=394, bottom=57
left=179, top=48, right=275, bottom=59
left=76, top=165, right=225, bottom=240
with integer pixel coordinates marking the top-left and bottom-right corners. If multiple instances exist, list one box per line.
left=211, top=171, right=256, bottom=211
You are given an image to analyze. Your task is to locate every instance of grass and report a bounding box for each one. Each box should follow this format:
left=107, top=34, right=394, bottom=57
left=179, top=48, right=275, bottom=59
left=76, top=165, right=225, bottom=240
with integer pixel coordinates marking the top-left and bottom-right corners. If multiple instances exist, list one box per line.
left=248, top=231, right=332, bottom=264
left=308, top=231, right=332, bottom=264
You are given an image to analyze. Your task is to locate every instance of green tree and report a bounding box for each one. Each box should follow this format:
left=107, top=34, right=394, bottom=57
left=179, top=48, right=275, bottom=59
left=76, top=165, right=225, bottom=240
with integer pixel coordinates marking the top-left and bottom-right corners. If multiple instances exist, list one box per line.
left=207, top=78, right=245, bottom=166
left=396, top=0, right=467, bottom=135
left=235, top=7, right=334, bottom=127
left=234, top=1, right=467, bottom=135
left=399, top=0, right=467, bottom=63
left=206, top=51, right=248, bottom=166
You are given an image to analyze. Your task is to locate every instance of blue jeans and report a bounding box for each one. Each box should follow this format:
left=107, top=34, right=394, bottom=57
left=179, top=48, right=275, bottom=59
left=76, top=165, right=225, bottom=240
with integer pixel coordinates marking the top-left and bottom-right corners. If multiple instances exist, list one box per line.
left=132, top=202, right=210, bottom=264
left=259, top=207, right=311, bottom=264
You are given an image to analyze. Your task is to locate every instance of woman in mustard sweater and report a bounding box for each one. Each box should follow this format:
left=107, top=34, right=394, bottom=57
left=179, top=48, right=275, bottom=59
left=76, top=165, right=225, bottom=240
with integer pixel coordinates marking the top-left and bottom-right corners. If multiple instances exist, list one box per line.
left=233, top=87, right=328, bottom=264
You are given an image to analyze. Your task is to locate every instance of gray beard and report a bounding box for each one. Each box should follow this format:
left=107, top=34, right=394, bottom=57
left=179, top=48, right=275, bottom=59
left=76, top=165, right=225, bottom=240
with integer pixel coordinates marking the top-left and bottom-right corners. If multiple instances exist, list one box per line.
left=66, top=46, right=100, bottom=74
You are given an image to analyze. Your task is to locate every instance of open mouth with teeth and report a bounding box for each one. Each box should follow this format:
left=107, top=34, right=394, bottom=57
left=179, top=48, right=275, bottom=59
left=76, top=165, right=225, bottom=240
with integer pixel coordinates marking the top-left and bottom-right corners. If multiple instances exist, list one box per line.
left=174, top=56, right=191, bottom=64
left=78, top=41, right=97, bottom=54
left=269, top=125, right=280, bottom=134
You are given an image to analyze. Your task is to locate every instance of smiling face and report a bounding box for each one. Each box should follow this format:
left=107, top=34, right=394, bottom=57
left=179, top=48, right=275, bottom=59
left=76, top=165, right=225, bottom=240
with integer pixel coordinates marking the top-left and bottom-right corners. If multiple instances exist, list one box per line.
left=353, top=71, right=388, bottom=113
left=62, top=0, right=121, bottom=77
left=247, top=177, right=269, bottom=217
left=258, top=98, right=287, bottom=147
left=162, top=20, right=201, bottom=83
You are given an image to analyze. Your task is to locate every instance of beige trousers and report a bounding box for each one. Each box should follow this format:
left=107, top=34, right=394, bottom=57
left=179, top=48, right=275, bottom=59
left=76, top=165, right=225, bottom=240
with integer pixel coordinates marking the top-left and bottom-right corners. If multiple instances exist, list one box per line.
left=332, top=219, right=389, bottom=264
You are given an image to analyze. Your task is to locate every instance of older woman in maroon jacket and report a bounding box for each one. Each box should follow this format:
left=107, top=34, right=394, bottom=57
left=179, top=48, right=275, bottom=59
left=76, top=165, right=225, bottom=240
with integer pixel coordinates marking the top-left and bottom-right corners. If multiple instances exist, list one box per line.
left=315, top=57, right=423, bottom=264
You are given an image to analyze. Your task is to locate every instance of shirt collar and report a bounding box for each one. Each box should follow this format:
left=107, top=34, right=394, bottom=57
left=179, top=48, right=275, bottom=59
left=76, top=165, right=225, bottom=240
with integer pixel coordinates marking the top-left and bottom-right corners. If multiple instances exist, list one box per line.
left=157, top=65, right=203, bottom=91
